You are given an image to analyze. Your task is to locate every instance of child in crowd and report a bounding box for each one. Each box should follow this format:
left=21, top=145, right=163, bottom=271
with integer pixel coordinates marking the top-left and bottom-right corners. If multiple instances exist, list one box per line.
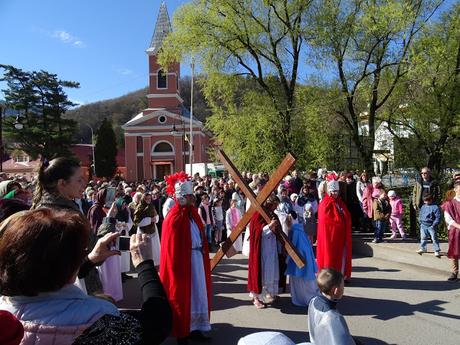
left=198, top=194, right=214, bottom=246
left=308, top=268, right=356, bottom=345
left=372, top=189, right=391, bottom=243
left=212, top=198, right=224, bottom=244
left=388, top=190, right=406, bottom=240
left=418, top=194, right=441, bottom=257
left=226, top=199, right=243, bottom=252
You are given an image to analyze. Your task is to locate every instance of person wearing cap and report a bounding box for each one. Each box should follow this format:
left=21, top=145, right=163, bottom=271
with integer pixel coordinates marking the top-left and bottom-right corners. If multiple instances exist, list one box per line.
left=388, top=190, right=406, bottom=239
left=161, top=172, right=212, bottom=344
left=316, top=179, right=353, bottom=281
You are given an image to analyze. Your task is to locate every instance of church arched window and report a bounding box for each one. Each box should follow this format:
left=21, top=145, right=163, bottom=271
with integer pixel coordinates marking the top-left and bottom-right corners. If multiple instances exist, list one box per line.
left=157, top=69, right=167, bottom=89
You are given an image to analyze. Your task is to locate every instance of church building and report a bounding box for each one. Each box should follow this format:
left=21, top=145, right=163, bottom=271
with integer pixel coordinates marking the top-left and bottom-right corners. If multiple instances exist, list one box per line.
left=123, top=2, right=210, bottom=182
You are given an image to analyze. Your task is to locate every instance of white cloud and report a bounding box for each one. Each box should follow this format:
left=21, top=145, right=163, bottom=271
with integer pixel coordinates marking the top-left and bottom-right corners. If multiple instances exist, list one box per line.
left=51, top=30, right=86, bottom=48
left=73, top=40, right=86, bottom=48
left=116, top=68, right=134, bottom=76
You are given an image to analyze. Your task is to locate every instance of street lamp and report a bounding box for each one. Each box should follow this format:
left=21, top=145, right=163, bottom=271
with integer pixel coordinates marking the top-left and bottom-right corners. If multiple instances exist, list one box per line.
left=189, top=59, right=195, bottom=176
left=83, top=123, right=96, bottom=176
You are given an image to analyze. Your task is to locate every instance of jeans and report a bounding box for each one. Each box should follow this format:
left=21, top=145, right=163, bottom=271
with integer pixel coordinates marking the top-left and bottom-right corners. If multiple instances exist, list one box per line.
left=374, top=220, right=386, bottom=240
left=420, top=224, right=440, bottom=252
left=205, top=224, right=213, bottom=244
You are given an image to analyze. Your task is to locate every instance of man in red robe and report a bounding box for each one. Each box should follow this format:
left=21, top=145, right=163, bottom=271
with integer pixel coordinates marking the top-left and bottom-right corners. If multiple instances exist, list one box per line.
left=317, top=180, right=352, bottom=280
left=248, top=195, right=280, bottom=309
left=160, top=172, right=212, bottom=344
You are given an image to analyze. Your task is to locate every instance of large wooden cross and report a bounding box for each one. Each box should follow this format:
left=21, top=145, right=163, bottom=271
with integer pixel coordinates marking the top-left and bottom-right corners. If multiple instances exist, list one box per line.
left=211, top=149, right=305, bottom=271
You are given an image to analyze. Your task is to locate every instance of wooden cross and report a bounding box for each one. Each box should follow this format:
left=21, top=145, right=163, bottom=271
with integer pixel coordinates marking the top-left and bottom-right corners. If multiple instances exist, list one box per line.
left=211, top=149, right=305, bottom=271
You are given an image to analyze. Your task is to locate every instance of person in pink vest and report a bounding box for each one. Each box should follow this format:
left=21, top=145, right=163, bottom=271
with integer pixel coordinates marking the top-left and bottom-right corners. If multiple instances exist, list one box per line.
left=388, top=190, right=406, bottom=239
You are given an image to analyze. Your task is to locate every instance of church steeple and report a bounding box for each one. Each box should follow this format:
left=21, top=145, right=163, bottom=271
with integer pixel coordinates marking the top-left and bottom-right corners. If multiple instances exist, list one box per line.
left=146, top=2, right=172, bottom=55
left=145, top=1, right=182, bottom=113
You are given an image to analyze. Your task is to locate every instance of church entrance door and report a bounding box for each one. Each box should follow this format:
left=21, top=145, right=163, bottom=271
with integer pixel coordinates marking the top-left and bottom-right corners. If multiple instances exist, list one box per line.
left=154, top=162, right=172, bottom=181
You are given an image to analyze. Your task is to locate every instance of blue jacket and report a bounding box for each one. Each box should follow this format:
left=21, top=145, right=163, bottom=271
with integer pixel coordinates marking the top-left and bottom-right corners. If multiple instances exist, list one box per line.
left=419, top=204, right=441, bottom=227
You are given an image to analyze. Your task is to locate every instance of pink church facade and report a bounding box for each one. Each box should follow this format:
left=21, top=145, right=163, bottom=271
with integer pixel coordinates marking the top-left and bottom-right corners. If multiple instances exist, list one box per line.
left=123, top=2, right=210, bottom=182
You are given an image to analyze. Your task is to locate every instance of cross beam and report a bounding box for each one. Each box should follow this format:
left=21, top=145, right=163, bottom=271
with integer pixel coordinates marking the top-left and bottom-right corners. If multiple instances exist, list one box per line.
left=210, top=149, right=305, bottom=271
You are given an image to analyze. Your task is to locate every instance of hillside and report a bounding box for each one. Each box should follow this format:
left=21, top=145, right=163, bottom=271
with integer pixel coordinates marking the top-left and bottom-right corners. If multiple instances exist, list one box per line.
left=67, top=76, right=211, bottom=146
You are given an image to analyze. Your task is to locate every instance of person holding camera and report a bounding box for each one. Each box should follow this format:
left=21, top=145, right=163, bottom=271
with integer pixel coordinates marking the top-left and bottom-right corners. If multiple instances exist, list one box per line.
left=0, top=209, right=172, bottom=345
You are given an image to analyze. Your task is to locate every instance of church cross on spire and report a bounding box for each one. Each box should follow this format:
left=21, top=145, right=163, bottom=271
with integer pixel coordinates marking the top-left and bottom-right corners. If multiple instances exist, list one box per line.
left=147, top=1, right=172, bottom=55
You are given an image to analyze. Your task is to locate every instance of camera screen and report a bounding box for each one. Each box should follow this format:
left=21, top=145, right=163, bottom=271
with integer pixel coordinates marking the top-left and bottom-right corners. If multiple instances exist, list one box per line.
left=118, top=236, right=131, bottom=251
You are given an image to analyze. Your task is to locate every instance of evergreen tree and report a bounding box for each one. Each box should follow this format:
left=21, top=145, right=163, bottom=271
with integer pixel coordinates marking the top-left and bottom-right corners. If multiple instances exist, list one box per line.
left=94, top=118, right=117, bottom=178
left=0, top=64, right=79, bottom=159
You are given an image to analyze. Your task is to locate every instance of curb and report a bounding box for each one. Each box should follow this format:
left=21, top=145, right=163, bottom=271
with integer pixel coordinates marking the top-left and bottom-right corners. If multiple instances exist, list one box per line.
left=352, top=236, right=451, bottom=274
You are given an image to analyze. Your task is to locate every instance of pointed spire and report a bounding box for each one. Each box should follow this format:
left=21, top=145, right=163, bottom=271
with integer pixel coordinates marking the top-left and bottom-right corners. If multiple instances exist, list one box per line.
left=147, top=1, right=172, bottom=55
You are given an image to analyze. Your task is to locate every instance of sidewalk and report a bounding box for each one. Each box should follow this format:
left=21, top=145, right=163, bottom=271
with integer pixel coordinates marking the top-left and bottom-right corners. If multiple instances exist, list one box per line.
left=352, top=232, right=451, bottom=274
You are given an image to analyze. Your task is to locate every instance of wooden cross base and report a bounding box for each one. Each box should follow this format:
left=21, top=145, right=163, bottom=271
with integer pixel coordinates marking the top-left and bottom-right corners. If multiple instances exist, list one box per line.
left=211, top=149, right=305, bottom=271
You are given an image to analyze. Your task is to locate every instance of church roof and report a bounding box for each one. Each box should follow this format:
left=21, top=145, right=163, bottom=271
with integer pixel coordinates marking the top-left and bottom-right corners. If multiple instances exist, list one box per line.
left=147, top=2, right=172, bottom=55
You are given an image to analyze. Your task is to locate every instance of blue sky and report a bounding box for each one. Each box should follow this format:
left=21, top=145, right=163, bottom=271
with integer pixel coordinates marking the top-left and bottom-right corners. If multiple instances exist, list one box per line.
left=0, top=0, right=189, bottom=105
left=1, top=0, right=455, bottom=106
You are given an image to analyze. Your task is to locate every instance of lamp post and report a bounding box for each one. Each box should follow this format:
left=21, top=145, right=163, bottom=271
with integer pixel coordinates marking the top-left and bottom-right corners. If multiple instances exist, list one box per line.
left=83, top=123, right=96, bottom=176
left=189, top=59, right=195, bottom=177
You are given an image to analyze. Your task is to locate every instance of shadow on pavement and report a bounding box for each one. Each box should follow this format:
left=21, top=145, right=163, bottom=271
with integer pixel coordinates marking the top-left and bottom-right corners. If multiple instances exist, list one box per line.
left=340, top=295, right=460, bottom=321
left=269, top=296, right=308, bottom=316
left=349, top=276, right=458, bottom=291
left=352, top=266, right=401, bottom=273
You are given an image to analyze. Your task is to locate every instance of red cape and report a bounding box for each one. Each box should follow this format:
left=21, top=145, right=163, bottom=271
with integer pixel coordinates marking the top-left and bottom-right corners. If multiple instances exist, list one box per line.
left=247, top=212, right=266, bottom=294
left=160, top=204, right=212, bottom=338
left=316, top=194, right=352, bottom=279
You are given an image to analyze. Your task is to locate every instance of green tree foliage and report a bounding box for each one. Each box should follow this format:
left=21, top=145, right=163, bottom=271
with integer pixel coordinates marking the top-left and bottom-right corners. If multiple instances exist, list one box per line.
left=94, top=118, right=117, bottom=178
left=204, top=73, right=352, bottom=171
left=0, top=64, right=79, bottom=159
left=159, top=0, right=313, bottom=153
left=384, top=2, right=460, bottom=175
left=311, top=0, right=443, bottom=172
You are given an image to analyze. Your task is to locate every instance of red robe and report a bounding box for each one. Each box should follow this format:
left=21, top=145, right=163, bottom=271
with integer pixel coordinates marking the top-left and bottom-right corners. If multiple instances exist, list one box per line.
left=442, top=198, right=460, bottom=259
left=247, top=212, right=266, bottom=294
left=317, top=194, right=352, bottom=278
left=160, top=204, right=212, bottom=338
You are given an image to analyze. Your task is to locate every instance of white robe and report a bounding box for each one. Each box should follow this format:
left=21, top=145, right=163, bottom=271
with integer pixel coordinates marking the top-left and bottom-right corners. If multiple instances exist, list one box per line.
left=249, top=224, right=279, bottom=302
left=308, top=296, right=356, bottom=345
left=118, top=214, right=133, bottom=273
left=190, top=220, right=211, bottom=332
left=137, top=215, right=160, bottom=266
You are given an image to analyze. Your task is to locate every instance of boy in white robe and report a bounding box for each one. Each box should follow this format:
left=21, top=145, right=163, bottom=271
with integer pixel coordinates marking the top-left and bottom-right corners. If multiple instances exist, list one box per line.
left=308, top=268, right=356, bottom=345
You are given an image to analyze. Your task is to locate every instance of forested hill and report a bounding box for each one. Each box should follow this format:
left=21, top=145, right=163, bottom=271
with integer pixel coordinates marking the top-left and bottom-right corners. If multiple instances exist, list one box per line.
left=67, top=76, right=210, bottom=146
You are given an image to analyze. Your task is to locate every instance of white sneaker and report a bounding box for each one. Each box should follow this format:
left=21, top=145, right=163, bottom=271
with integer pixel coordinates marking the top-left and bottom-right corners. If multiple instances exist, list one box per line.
left=417, top=249, right=426, bottom=255
left=434, top=251, right=441, bottom=258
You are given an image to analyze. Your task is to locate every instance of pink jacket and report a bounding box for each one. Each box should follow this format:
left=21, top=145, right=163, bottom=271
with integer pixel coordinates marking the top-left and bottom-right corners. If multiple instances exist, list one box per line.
left=362, top=185, right=374, bottom=218
left=20, top=319, right=95, bottom=345
left=390, top=197, right=403, bottom=216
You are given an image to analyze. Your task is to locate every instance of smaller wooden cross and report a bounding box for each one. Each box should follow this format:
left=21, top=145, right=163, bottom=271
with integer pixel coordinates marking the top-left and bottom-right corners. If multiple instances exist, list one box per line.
left=211, top=149, right=305, bottom=271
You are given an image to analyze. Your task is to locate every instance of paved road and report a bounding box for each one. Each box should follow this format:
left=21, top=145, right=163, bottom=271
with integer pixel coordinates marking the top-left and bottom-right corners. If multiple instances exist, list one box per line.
left=119, top=254, right=460, bottom=345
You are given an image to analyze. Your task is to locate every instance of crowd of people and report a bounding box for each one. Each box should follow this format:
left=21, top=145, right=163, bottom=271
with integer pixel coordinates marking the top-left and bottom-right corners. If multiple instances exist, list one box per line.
left=0, top=158, right=459, bottom=345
